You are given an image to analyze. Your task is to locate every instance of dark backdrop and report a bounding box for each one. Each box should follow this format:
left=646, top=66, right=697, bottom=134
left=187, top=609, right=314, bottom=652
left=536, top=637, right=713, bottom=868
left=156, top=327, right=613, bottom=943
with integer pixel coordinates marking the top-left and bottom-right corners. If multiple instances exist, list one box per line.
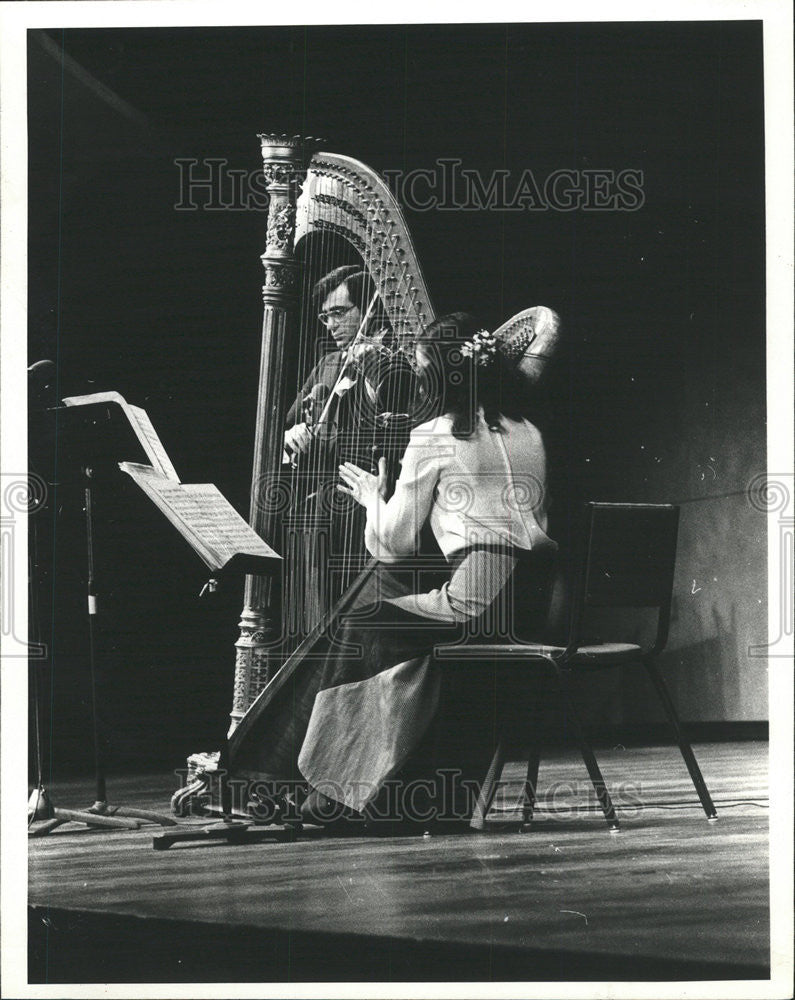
left=27, top=21, right=766, bottom=777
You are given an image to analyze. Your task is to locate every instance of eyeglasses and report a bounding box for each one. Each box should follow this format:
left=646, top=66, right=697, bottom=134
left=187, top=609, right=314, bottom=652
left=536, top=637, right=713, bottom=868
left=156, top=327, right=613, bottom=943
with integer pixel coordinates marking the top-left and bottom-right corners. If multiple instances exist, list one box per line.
left=318, top=304, right=355, bottom=326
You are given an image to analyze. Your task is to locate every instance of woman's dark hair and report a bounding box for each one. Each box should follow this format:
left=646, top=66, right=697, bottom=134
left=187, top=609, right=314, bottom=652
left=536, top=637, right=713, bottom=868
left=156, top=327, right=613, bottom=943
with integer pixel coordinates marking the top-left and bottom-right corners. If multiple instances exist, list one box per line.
left=416, top=312, right=535, bottom=438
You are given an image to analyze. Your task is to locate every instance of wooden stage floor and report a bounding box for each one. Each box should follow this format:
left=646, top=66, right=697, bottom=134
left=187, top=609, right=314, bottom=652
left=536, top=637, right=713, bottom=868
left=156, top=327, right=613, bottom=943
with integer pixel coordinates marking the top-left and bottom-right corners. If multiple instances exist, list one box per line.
left=28, top=741, right=769, bottom=984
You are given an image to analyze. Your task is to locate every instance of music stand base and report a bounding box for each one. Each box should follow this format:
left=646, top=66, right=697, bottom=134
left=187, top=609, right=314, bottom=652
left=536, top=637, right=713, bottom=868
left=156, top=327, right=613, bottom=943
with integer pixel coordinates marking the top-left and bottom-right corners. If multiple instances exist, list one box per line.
left=27, top=786, right=176, bottom=838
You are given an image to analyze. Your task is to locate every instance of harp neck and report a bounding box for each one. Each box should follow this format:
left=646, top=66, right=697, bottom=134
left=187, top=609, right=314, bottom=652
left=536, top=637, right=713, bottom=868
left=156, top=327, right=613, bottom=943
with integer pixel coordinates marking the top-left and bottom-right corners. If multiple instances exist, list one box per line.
left=297, top=152, right=434, bottom=341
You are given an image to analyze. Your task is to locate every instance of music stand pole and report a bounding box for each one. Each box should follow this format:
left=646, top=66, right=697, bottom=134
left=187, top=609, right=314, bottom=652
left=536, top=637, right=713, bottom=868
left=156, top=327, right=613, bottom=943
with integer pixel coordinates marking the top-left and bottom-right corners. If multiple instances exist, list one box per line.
left=29, top=462, right=176, bottom=836
left=81, top=464, right=175, bottom=824
left=84, top=467, right=107, bottom=809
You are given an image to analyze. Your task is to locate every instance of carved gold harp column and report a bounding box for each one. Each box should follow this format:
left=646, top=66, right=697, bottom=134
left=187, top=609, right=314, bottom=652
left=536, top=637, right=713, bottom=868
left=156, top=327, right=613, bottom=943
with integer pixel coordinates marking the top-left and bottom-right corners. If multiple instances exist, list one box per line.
left=229, top=135, right=312, bottom=736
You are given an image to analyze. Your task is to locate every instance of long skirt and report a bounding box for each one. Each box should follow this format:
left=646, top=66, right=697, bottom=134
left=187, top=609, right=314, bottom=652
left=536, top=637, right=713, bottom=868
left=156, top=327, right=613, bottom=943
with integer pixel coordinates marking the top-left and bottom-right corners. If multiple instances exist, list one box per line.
left=231, top=544, right=555, bottom=822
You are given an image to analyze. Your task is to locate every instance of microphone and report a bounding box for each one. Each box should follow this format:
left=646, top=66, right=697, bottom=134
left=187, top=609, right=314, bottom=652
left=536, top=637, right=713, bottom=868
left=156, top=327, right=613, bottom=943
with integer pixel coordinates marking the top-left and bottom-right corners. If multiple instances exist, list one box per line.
left=28, top=360, right=58, bottom=415
left=284, top=384, right=332, bottom=466
left=306, top=382, right=330, bottom=403
left=28, top=361, right=59, bottom=481
left=302, top=382, right=331, bottom=427
left=28, top=359, right=56, bottom=382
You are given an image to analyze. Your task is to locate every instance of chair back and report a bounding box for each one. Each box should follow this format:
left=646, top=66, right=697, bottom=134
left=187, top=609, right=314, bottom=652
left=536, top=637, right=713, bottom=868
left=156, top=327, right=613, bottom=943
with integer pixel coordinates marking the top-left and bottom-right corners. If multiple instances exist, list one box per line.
left=568, top=503, right=680, bottom=654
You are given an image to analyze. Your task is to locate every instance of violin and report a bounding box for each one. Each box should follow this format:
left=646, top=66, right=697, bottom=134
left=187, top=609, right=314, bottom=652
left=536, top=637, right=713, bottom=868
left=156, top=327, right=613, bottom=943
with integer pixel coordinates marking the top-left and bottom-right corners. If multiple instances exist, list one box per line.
left=291, top=336, right=417, bottom=476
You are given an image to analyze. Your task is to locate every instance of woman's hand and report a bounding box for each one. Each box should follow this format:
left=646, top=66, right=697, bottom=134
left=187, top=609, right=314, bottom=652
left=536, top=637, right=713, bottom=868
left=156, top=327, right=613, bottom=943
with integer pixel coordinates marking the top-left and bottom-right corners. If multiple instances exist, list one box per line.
left=338, top=457, right=388, bottom=508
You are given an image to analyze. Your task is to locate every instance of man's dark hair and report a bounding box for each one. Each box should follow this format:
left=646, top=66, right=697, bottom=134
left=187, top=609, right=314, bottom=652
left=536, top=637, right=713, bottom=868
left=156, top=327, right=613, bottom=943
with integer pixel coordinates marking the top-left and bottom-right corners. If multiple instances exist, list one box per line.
left=313, top=264, right=391, bottom=336
left=313, top=265, right=373, bottom=308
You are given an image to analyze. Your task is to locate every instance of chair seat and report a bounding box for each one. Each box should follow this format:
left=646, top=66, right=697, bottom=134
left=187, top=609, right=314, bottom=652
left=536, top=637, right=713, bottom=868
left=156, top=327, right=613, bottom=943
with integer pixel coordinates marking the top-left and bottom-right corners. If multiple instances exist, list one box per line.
left=434, top=640, right=643, bottom=666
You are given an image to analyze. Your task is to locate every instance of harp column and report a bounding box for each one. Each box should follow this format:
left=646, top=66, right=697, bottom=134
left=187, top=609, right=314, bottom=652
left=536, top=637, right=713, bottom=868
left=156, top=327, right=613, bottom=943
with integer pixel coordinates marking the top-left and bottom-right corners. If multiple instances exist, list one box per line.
left=229, top=134, right=311, bottom=736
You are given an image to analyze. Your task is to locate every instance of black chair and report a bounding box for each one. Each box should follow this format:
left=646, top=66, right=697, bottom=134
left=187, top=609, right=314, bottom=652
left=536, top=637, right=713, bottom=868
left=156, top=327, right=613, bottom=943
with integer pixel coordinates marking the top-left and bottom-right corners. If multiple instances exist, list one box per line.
left=435, top=503, right=718, bottom=834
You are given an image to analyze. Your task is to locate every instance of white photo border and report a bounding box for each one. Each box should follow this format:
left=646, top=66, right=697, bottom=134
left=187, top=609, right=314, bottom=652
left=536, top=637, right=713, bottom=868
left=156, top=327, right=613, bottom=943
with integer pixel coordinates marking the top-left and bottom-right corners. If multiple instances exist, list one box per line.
left=2, top=2, right=792, bottom=998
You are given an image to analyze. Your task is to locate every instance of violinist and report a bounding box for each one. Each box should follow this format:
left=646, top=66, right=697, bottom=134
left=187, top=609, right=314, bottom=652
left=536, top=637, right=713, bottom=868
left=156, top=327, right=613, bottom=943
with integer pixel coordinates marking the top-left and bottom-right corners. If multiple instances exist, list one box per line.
left=283, top=265, right=410, bottom=464
left=277, top=263, right=417, bottom=642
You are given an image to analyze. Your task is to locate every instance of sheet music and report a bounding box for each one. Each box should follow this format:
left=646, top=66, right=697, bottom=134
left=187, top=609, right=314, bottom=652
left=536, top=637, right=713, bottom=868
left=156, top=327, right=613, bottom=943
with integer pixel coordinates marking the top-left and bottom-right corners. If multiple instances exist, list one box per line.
left=126, top=404, right=180, bottom=482
left=62, top=391, right=180, bottom=482
left=165, top=484, right=274, bottom=562
left=119, top=462, right=279, bottom=570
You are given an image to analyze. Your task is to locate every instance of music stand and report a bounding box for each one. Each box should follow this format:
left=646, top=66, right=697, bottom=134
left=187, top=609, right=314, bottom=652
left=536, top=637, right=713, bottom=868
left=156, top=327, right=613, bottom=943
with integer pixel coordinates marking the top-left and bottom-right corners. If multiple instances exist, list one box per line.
left=29, top=400, right=179, bottom=836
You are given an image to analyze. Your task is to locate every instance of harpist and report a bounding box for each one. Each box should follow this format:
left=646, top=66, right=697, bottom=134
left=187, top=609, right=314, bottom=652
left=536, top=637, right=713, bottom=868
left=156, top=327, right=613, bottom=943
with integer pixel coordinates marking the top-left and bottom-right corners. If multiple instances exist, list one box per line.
left=232, top=311, right=557, bottom=832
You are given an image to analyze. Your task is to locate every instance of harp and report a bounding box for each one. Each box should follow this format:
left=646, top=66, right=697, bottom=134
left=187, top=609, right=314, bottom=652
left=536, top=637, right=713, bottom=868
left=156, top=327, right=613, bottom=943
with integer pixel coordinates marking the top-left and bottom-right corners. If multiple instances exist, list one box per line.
left=229, top=135, right=435, bottom=739
left=175, top=135, right=561, bottom=808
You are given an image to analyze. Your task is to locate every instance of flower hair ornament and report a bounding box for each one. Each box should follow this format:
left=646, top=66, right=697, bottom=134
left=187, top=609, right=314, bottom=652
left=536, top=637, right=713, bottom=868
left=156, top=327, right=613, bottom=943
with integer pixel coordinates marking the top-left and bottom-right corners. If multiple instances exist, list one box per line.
left=460, top=329, right=499, bottom=366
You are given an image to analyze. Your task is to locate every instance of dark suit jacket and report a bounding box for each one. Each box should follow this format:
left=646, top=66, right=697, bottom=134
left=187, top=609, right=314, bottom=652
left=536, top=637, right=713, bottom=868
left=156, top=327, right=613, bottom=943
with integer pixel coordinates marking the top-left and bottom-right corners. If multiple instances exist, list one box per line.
left=285, top=350, right=345, bottom=427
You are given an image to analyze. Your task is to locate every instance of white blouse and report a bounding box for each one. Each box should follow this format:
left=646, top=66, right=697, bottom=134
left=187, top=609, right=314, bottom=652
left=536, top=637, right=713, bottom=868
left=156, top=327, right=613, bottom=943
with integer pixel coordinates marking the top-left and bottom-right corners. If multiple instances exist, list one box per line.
left=364, top=411, right=553, bottom=564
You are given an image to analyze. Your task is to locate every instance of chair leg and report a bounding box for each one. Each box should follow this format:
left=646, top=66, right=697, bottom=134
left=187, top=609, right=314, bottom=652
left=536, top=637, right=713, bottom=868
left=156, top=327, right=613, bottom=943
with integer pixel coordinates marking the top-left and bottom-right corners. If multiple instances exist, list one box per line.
left=470, top=737, right=506, bottom=831
left=520, top=745, right=541, bottom=831
left=551, top=663, right=620, bottom=832
left=643, top=656, right=718, bottom=821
